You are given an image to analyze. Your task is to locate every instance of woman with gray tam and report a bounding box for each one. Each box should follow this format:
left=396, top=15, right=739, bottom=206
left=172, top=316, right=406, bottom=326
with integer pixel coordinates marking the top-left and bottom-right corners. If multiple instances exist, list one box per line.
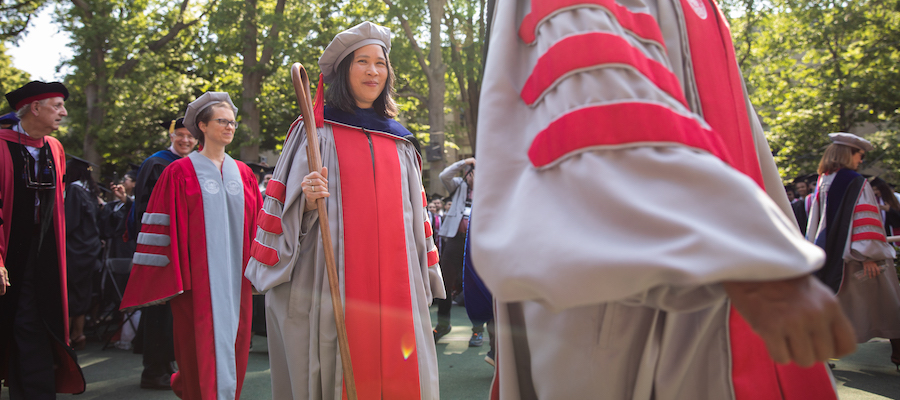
left=121, top=92, right=264, bottom=400
left=807, top=132, right=900, bottom=369
left=244, top=22, right=445, bottom=399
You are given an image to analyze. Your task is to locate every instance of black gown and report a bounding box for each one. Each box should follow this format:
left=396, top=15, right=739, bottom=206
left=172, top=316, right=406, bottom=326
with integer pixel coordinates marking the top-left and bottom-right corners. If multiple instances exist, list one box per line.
left=64, top=183, right=101, bottom=317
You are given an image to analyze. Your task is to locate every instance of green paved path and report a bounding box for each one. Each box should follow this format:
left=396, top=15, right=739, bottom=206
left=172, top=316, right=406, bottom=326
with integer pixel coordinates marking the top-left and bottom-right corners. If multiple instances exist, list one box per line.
left=3, top=305, right=899, bottom=399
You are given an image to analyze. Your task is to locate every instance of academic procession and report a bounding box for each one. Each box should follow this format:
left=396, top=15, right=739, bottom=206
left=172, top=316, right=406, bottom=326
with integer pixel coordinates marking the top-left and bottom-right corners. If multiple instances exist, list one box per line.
left=2, top=1, right=900, bottom=399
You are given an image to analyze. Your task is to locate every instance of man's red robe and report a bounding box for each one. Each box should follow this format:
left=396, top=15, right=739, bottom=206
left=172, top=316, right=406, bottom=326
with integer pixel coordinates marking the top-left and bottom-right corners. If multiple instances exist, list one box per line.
left=121, top=155, right=262, bottom=400
left=0, top=129, right=85, bottom=394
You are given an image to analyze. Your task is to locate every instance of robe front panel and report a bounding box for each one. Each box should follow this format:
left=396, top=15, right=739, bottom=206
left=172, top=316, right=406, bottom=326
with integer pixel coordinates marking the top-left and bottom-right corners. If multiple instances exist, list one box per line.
left=332, top=124, right=421, bottom=400
left=190, top=153, right=246, bottom=400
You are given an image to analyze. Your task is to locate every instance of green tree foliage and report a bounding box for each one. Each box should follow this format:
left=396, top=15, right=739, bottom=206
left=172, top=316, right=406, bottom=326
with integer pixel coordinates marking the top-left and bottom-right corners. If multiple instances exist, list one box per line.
left=0, top=0, right=44, bottom=41
left=0, top=42, right=31, bottom=107
left=57, top=0, right=212, bottom=181
left=736, top=0, right=900, bottom=181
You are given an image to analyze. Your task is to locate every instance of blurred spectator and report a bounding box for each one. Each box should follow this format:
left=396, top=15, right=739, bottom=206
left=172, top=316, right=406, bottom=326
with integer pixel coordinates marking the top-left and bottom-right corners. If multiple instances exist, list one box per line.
left=792, top=177, right=812, bottom=235
left=64, top=156, right=103, bottom=351
left=0, top=112, right=18, bottom=129
left=98, top=171, right=139, bottom=350
left=785, top=186, right=795, bottom=203
left=871, top=177, right=900, bottom=237
left=434, top=158, right=484, bottom=346
left=127, top=118, right=194, bottom=390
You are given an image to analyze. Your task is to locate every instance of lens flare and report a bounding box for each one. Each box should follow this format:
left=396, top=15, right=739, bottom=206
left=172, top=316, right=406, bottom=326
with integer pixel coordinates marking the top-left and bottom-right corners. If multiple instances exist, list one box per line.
left=401, top=333, right=416, bottom=360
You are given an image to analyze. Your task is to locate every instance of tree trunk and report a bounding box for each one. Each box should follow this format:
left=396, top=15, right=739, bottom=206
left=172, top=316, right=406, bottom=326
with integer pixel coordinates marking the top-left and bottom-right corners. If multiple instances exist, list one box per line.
left=83, top=23, right=107, bottom=181
left=240, top=0, right=260, bottom=162
left=427, top=0, right=447, bottom=195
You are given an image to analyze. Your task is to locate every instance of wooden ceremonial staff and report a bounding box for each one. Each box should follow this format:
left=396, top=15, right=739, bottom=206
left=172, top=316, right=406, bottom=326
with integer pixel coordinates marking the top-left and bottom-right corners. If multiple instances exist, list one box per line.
left=290, top=62, right=358, bottom=400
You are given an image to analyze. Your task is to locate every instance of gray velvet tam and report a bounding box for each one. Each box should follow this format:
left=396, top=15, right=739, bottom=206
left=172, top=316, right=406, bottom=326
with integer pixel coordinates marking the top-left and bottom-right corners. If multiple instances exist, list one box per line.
left=318, top=21, right=391, bottom=84
left=829, top=132, right=874, bottom=152
left=183, top=92, right=238, bottom=138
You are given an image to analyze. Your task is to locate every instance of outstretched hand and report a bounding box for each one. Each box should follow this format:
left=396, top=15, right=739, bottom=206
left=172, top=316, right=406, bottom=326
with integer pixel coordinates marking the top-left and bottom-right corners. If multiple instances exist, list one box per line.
left=724, top=275, right=856, bottom=367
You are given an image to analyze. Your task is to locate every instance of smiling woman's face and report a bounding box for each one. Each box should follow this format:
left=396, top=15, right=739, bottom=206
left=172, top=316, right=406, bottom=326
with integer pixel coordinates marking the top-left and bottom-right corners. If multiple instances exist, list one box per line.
left=199, top=106, right=236, bottom=147
left=348, top=44, right=388, bottom=109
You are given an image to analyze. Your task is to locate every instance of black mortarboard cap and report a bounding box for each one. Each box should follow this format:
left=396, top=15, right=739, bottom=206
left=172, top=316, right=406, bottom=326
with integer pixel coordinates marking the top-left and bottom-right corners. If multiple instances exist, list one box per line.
left=0, top=112, right=19, bottom=125
left=246, top=163, right=274, bottom=176
left=5, top=81, right=69, bottom=110
left=65, top=154, right=99, bottom=168
left=128, top=162, right=141, bottom=170
left=158, top=118, right=185, bottom=134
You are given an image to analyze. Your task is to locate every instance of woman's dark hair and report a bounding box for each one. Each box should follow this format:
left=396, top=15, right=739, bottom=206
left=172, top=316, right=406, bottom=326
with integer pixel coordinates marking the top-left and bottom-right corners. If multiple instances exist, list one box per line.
left=193, top=102, right=232, bottom=145
left=872, top=177, right=900, bottom=211
left=325, top=46, right=398, bottom=118
left=65, top=160, right=100, bottom=198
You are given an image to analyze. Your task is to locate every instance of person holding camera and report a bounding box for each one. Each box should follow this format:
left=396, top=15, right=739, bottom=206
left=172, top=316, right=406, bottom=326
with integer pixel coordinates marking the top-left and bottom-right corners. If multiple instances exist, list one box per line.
left=434, top=157, right=484, bottom=346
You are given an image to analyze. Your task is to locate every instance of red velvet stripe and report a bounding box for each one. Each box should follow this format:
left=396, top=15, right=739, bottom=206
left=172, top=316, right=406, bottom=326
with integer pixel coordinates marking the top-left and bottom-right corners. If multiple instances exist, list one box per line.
left=855, top=204, right=880, bottom=214
left=14, top=92, right=65, bottom=110
left=335, top=125, right=421, bottom=399
left=852, top=217, right=884, bottom=229
left=424, top=220, right=433, bottom=239
left=519, top=0, right=665, bottom=47
left=678, top=0, right=760, bottom=187
left=266, top=179, right=287, bottom=203
left=256, top=209, right=284, bottom=235
left=334, top=125, right=383, bottom=399
left=521, top=32, right=686, bottom=107
left=371, top=134, right=422, bottom=398
left=676, top=0, right=837, bottom=397
left=528, top=102, right=731, bottom=168
left=852, top=232, right=887, bottom=242
left=250, top=240, right=279, bottom=266
left=421, top=189, right=427, bottom=207
left=427, top=249, right=439, bottom=268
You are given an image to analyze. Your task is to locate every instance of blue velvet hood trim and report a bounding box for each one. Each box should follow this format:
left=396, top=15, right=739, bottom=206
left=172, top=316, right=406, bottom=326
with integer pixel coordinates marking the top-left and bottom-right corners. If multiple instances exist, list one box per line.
left=324, top=105, right=412, bottom=138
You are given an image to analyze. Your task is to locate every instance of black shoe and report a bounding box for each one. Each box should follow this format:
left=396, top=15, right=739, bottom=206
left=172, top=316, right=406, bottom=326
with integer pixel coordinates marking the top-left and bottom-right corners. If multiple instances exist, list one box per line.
left=485, top=349, right=495, bottom=367
left=433, top=325, right=451, bottom=342
left=140, top=374, right=172, bottom=390
left=469, top=332, right=484, bottom=347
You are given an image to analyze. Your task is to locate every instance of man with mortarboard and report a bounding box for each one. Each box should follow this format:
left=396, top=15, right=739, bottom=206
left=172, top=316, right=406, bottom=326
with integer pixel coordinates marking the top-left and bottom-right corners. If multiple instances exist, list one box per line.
left=0, top=81, right=85, bottom=398
left=126, top=117, right=196, bottom=390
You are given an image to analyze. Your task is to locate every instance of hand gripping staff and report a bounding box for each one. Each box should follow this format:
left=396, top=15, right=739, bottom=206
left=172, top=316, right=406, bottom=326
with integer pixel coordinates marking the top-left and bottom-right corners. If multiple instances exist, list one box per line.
left=291, top=62, right=358, bottom=400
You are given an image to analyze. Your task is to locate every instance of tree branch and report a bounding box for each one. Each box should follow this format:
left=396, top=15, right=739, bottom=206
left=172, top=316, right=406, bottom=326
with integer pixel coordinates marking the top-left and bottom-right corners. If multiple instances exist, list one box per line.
left=259, top=0, right=286, bottom=67
left=382, top=0, right=428, bottom=73
left=0, top=0, right=41, bottom=12
left=113, top=0, right=218, bottom=78
left=71, top=0, right=92, bottom=19
left=395, top=84, right=427, bottom=102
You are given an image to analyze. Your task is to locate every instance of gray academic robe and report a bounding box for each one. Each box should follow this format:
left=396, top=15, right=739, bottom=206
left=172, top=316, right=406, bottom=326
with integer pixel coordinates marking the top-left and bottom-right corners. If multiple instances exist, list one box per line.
left=807, top=173, right=900, bottom=342
left=244, top=118, right=445, bottom=400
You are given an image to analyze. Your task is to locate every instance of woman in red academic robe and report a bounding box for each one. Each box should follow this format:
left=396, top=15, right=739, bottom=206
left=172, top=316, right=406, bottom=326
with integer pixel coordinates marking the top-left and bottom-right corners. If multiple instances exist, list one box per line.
left=121, top=92, right=263, bottom=400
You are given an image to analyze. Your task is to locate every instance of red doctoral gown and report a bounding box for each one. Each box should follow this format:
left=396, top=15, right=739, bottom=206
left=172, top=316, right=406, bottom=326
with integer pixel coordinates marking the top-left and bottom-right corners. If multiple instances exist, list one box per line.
left=121, top=154, right=262, bottom=400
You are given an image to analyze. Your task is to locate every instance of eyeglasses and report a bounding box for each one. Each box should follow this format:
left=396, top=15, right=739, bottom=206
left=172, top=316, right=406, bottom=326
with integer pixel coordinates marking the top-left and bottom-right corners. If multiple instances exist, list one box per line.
left=213, top=118, right=238, bottom=129
left=171, top=133, right=196, bottom=141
